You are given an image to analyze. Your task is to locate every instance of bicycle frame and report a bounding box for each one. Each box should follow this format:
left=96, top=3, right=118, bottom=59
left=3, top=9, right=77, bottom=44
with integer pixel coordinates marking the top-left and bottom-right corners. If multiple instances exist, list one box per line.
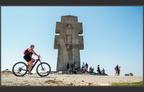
left=30, top=57, right=42, bottom=72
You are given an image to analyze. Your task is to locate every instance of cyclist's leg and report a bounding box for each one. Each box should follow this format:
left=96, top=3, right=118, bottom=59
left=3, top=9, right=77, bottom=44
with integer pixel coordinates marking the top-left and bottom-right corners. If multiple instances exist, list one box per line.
left=27, top=58, right=35, bottom=73
left=24, top=56, right=33, bottom=74
left=28, top=60, right=32, bottom=73
left=31, top=58, right=35, bottom=63
left=24, top=56, right=31, bottom=72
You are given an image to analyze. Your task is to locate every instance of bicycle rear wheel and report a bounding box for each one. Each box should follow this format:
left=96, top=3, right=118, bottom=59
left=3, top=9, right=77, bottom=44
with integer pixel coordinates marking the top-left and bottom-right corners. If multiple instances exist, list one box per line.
left=36, top=62, right=51, bottom=77
left=12, top=62, right=28, bottom=77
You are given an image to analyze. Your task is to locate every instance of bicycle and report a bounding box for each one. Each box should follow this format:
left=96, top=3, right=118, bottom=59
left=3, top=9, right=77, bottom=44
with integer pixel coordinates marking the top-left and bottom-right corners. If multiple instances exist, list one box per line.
left=12, top=56, right=51, bottom=77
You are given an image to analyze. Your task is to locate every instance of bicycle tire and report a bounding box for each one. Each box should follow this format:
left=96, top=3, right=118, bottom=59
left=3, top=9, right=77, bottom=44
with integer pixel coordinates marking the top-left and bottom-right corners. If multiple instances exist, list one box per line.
left=12, top=62, right=28, bottom=77
left=36, top=62, right=51, bottom=77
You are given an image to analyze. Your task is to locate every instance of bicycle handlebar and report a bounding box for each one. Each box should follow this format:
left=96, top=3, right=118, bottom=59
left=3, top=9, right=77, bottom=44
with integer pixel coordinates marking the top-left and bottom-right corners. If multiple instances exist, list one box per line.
left=38, top=55, right=40, bottom=59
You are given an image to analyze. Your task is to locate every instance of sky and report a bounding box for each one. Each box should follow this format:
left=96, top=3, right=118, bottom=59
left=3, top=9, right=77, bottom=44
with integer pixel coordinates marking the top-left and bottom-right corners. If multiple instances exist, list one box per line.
left=1, top=6, right=143, bottom=76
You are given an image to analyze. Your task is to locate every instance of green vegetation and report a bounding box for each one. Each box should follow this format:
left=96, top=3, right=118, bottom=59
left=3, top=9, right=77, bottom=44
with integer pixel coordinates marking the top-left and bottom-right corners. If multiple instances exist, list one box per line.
left=1, top=85, right=8, bottom=86
left=112, top=81, right=143, bottom=86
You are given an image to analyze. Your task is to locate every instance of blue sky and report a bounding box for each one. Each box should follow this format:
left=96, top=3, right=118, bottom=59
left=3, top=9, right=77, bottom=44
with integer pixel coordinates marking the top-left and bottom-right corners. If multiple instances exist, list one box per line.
left=1, top=6, right=143, bottom=76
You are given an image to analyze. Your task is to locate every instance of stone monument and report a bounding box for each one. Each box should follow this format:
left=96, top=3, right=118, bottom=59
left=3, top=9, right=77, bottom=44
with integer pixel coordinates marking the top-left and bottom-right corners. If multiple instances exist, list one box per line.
left=54, top=15, right=84, bottom=71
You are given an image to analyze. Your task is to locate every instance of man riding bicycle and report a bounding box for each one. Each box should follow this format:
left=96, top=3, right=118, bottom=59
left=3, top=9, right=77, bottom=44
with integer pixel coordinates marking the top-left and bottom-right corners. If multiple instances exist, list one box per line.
left=23, top=45, right=40, bottom=74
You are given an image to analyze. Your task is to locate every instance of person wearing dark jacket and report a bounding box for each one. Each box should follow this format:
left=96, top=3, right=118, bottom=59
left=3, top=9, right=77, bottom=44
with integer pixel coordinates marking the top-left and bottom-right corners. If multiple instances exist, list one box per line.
left=97, top=65, right=101, bottom=75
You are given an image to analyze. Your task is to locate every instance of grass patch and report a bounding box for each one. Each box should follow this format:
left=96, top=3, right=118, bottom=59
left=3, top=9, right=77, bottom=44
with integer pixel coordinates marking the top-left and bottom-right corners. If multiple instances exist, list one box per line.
left=112, top=81, right=143, bottom=86
left=1, top=85, right=8, bottom=86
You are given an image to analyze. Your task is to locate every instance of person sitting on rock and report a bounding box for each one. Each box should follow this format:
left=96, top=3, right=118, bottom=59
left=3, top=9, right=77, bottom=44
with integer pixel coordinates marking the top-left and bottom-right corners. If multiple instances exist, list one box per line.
left=68, top=66, right=72, bottom=74
left=101, top=68, right=105, bottom=75
left=89, top=67, right=94, bottom=73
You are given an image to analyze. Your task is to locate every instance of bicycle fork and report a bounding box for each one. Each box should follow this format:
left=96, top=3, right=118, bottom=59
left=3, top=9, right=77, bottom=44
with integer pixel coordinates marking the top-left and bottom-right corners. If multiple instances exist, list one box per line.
left=40, top=62, right=44, bottom=70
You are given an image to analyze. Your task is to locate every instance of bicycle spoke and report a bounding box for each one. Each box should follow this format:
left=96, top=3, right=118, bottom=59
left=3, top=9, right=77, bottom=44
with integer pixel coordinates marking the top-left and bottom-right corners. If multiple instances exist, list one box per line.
left=12, top=62, right=28, bottom=77
left=36, top=62, right=51, bottom=77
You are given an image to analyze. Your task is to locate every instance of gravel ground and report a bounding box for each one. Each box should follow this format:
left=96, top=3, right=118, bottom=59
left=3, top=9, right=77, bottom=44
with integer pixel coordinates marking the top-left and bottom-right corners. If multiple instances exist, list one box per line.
left=1, top=73, right=143, bottom=86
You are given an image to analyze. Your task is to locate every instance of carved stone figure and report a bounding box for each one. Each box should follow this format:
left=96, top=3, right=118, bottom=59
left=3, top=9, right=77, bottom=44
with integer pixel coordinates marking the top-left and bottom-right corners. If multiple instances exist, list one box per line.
left=54, top=15, right=84, bottom=71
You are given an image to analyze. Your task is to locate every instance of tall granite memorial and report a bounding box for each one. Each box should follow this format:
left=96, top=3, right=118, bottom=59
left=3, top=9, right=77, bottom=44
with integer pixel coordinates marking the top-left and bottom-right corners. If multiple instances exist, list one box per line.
left=54, top=15, right=84, bottom=71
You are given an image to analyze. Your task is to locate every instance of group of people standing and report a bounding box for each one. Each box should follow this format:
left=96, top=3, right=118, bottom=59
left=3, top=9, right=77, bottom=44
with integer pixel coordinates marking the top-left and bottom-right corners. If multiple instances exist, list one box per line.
left=97, top=64, right=121, bottom=76
left=81, top=62, right=106, bottom=75
left=66, top=62, right=120, bottom=76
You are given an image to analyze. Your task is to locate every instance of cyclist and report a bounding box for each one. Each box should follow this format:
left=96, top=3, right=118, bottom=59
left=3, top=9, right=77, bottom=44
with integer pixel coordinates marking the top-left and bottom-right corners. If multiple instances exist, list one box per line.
left=23, top=45, right=40, bottom=74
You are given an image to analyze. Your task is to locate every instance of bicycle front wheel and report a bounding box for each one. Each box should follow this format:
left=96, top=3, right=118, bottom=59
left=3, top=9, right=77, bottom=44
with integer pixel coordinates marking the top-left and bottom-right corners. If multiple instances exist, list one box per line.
left=12, top=62, right=28, bottom=77
left=36, top=62, right=51, bottom=77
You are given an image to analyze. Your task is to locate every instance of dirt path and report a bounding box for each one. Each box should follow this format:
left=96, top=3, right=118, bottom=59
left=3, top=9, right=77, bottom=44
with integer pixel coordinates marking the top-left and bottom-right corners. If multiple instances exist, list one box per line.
left=1, top=73, right=143, bottom=86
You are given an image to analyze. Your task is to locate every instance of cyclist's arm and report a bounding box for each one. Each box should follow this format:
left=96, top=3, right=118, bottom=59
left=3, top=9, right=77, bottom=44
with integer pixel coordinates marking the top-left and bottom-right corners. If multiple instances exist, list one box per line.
left=29, top=49, right=39, bottom=57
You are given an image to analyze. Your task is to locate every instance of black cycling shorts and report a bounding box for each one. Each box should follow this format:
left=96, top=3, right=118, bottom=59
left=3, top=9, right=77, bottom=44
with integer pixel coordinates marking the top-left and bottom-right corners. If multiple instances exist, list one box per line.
left=23, top=56, right=31, bottom=62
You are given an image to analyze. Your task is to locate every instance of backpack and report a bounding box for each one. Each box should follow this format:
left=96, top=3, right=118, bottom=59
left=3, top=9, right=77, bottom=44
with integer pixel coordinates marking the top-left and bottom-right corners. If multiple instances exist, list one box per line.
left=23, top=49, right=29, bottom=54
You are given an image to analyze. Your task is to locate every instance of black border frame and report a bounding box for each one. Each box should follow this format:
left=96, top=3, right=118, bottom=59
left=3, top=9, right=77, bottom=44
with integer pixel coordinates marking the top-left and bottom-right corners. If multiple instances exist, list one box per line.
left=0, top=0, right=143, bottom=91
left=0, top=0, right=144, bottom=6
